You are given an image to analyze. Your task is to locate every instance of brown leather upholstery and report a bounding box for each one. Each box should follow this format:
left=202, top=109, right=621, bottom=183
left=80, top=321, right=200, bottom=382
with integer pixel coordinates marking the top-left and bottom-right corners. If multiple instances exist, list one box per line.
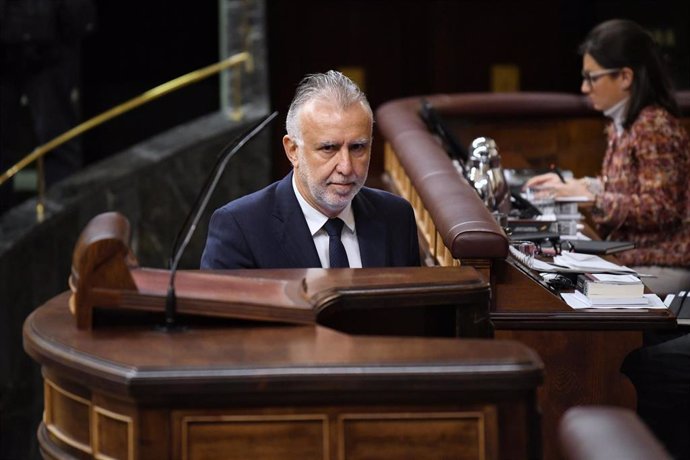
left=379, top=92, right=594, bottom=120
left=559, top=406, right=671, bottom=460
left=380, top=91, right=690, bottom=119
left=376, top=96, right=510, bottom=260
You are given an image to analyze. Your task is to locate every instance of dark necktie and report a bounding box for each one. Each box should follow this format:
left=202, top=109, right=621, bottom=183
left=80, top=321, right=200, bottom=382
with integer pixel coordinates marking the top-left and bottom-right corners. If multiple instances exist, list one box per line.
left=323, top=218, right=350, bottom=268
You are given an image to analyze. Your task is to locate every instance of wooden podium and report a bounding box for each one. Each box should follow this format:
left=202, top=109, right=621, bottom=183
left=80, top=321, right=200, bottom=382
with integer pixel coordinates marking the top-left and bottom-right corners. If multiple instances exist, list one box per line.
left=67, top=212, right=493, bottom=338
left=24, top=213, right=544, bottom=459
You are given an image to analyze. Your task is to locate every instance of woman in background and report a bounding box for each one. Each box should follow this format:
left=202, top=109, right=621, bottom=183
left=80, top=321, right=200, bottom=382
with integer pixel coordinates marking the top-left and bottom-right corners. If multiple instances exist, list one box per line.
left=527, top=19, right=690, bottom=458
left=525, top=18, right=690, bottom=295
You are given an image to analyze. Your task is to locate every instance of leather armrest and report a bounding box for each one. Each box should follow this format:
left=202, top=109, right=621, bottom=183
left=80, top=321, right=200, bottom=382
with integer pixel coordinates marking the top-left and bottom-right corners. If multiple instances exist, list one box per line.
left=377, top=97, right=508, bottom=260
left=559, top=406, right=671, bottom=460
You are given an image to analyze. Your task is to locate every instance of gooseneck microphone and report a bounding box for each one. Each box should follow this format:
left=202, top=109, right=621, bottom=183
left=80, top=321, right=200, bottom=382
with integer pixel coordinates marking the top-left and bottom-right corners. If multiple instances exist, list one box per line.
left=161, top=111, right=279, bottom=331
left=418, top=98, right=469, bottom=163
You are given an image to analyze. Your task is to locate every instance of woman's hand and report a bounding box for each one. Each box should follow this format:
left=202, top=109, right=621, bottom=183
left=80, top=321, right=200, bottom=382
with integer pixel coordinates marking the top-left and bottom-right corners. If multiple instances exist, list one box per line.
left=523, top=172, right=563, bottom=189
left=523, top=174, right=595, bottom=200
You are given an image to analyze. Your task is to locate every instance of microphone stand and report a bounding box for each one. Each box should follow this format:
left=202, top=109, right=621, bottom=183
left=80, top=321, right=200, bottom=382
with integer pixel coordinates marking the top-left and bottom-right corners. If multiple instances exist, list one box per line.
left=158, top=111, right=279, bottom=332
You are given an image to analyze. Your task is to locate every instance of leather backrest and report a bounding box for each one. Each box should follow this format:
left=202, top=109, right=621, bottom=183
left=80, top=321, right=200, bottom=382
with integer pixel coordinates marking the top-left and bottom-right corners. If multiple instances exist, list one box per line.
left=559, top=406, right=671, bottom=460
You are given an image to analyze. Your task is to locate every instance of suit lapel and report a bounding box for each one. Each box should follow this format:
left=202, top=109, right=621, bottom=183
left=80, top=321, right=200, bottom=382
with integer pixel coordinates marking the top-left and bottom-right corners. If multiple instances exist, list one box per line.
left=353, top=191, right=387, bottom=267
left=272, top=173, right=322, bottom=268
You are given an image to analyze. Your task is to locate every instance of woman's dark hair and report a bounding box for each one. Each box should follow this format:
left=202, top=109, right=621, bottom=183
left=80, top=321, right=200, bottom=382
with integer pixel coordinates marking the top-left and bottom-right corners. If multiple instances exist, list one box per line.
left=579, top=19, right=679, bottom=129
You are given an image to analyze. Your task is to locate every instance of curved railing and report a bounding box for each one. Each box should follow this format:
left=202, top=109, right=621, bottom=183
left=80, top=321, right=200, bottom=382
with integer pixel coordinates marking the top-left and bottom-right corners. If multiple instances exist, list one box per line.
left=0, top=51, right=253, bottom=221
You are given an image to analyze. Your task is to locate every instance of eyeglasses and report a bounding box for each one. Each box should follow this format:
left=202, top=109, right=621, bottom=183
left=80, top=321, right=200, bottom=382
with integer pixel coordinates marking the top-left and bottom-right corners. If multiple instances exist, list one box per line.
left=581, top=68, right=621, bottom=86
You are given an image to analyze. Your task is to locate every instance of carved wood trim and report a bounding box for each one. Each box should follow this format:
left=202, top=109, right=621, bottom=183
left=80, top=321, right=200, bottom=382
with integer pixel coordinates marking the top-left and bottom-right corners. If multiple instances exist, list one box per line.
left=179, top=414, right=330, bottom=460
left=92, top=406, right=135, bottom=460
left=44, top=378, right=93, bottom=455
left=336, top=409, right=494, bottom=460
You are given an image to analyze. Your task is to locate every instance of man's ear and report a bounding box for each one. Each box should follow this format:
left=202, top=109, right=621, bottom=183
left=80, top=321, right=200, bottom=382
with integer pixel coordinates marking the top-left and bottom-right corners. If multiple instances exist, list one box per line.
left=283, top=135, right=299, bottom=166
left=620, top=67, right=634, bottom=91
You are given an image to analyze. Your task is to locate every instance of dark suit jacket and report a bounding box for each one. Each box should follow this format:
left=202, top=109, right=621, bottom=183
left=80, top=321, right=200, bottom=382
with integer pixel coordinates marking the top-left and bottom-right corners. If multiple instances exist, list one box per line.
left=201, top=172, right=420, bottom=269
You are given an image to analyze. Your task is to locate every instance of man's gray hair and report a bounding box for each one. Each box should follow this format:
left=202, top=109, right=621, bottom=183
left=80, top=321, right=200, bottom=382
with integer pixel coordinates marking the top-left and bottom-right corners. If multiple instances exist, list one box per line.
left=285, top=70, right=373, bottom=144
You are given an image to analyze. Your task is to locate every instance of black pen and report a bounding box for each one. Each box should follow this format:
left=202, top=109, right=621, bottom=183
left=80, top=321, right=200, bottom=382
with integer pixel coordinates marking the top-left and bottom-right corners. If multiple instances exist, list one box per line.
left=549, top=164, right=566, bottom=183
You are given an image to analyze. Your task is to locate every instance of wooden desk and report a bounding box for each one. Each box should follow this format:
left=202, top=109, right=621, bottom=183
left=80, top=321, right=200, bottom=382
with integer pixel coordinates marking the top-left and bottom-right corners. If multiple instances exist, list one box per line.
left=375, top=93, right=678, bottom=459
left=67, top=211, right=494, bottom=338
left=491, top=259, right=675, bottom=460
left=25, top=292, right=543, bottom=460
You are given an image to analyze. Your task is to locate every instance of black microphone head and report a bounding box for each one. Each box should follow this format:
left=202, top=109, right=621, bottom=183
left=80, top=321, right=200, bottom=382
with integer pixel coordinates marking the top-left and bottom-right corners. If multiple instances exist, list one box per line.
left=418, top=99, right=468, bottom=163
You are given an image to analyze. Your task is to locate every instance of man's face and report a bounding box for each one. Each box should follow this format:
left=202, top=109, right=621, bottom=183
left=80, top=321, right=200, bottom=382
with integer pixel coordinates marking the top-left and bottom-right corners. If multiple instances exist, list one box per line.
left=283, top=99, right=372, bottom=217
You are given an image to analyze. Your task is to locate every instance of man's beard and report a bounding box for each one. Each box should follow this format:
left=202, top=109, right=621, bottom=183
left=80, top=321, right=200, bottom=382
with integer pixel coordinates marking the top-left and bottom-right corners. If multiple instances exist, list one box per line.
left=296, top=161, right=367, bottom=215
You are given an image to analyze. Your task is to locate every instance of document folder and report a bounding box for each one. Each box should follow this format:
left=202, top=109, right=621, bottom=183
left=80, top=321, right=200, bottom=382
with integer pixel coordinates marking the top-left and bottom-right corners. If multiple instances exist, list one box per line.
left=564, top=240, right=635, bottom=255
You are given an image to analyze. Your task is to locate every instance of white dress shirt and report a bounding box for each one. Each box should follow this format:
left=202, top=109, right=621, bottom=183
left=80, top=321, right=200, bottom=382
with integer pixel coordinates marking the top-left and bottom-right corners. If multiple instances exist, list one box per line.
left=291, top=175, right=363, bottom=268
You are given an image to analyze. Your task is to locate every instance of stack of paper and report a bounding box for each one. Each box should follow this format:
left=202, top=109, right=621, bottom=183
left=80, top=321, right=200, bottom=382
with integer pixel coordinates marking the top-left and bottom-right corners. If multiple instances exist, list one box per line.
left=572, top=290, right=647, bottom=306
left=561, top=292, right=666, bottom=309
left=509, top=247, right=640, bottom=275
left=552, top=252, right=636, bottom=274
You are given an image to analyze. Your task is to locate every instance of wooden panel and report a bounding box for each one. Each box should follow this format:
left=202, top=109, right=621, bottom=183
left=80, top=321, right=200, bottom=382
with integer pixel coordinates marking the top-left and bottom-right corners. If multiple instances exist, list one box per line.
left=180, top=414, right=328, bottom=460
left=558, top=119, right=607, bottom=177
left=455, top=121, right=558, bottom=167
left=338, top=410, right=494, bottom=460
left=137, top=409, right=171, bottom=460
left=496, top=329, right=639, bottom=460
left=93, top=406, right=134, bottom=460
left=44, top=379, right=92, bottom=455
left=27, top=295, right=542, bottom=460
left=454, top=117, right=607, bottom=177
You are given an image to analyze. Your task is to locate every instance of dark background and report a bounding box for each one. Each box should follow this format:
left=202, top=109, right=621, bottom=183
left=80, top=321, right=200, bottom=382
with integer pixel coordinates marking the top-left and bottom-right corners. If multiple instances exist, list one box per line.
left=80, top=0, right=220, bottom=165
left=79, top=0, right=690, bottom=178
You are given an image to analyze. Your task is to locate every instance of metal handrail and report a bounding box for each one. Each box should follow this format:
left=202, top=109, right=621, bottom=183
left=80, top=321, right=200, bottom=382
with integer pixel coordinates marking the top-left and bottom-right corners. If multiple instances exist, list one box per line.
left=0, top=51, right=253, bottom=220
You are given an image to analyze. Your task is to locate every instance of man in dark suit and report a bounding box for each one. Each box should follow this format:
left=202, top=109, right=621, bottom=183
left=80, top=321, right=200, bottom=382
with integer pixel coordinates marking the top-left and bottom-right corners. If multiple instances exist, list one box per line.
left=201, top=70, right=420, bottom=269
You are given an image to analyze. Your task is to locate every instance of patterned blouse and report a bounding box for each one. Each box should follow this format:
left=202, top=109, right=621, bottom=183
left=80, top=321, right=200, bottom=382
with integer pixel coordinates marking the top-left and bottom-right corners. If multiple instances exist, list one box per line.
left=591, top=105, right=690, bottom=266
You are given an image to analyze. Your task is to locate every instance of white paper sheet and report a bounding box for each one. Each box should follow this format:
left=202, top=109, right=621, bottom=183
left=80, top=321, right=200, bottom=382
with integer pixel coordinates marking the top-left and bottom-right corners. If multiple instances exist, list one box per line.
left=561, top=292, right=667, bottom=309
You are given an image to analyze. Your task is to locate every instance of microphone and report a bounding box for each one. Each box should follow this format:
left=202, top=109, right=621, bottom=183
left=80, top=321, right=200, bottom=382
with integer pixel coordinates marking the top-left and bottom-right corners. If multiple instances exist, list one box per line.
left=160, top=111, right=279, bottom=331
left=418, top=98, right=469, bottom=163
